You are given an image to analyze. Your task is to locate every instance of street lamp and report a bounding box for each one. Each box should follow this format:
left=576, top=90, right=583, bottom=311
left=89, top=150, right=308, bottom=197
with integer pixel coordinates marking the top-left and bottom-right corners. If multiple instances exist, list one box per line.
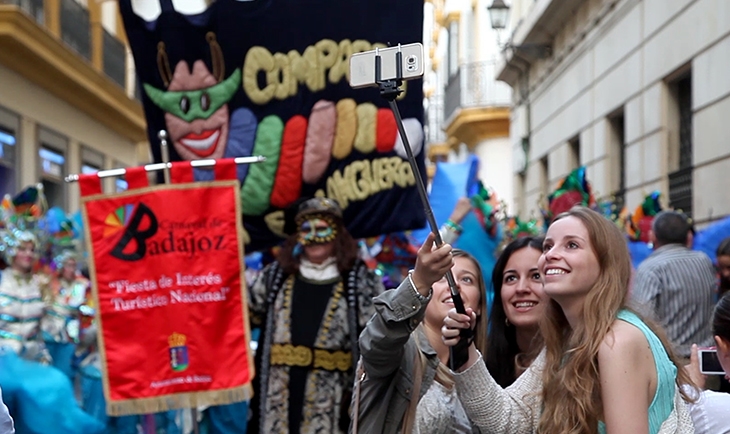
left=487, top=0, right=551, bottom=58
left=487, top=0, right=510, bottom=31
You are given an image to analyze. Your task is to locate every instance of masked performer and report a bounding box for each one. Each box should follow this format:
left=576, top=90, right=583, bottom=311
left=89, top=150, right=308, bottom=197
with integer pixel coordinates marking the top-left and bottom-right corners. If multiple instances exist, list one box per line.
left=248, top=198, right=384, bottom=434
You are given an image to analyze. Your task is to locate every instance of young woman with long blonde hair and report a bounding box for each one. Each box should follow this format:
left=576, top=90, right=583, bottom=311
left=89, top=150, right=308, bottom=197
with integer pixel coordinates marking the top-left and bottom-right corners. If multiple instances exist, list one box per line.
left=442, top=207, right=696, bottom=434
left=353, top=233, right=488, bottom=434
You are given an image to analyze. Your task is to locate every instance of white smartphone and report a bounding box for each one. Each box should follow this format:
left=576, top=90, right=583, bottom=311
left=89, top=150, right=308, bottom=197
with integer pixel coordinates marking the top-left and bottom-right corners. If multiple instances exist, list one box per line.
left=349, top=43, right=425, bottom=89
left=698, top=347, right=725, bottom=375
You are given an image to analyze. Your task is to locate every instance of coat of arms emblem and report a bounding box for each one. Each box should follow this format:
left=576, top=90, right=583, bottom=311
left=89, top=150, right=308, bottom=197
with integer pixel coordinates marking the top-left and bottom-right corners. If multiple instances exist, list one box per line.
left=168, top=332, right=189, bottom=372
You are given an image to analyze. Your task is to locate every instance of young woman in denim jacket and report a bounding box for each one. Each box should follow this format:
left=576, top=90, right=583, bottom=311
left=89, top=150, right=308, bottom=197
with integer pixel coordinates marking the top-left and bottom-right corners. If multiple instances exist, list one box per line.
left=353, top=232, right=488, bottom=434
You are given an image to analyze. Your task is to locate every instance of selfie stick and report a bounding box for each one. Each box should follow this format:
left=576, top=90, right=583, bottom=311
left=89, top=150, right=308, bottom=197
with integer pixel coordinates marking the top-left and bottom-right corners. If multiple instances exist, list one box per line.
left=373, top=45, right=472, bottom=369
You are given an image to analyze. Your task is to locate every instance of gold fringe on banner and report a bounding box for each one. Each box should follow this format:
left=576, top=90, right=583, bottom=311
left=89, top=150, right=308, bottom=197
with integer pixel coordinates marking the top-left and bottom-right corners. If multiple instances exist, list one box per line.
left=106, top=385, right=253, bottom=417
left=81, top=181, right=256, bottom=419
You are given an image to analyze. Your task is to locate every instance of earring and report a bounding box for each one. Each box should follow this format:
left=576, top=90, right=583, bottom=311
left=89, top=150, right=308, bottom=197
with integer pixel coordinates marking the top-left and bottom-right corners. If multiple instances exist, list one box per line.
left=505, top=317, right=511, bottom=327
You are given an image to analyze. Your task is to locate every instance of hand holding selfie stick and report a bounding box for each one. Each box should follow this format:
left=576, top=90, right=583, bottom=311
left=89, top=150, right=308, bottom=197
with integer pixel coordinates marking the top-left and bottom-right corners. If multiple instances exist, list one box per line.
left=373, top=45, right=472, bottom=371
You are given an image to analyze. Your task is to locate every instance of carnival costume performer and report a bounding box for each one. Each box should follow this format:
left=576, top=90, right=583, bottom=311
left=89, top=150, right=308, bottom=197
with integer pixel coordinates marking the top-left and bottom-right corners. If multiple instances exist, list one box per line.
left=41, top=250, right=91, bottom=378
left=0, top=230, right=104, bottom=434
left=248, top=198, right=385, bottom=434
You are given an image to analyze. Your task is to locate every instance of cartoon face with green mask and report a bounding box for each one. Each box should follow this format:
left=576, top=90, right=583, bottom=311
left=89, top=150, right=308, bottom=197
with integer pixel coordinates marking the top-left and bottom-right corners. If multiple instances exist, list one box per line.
left=143, top=34, right=240, bottom=161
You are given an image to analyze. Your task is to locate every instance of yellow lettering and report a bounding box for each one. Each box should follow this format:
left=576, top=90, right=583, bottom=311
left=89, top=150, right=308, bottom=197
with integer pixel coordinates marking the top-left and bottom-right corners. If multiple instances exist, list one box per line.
left=355, top=160, right=374, bottom=199
left=330, top=39, right=352, bottom=84
left=351, top=39, right=372, bottom=55
left=315, top=39, right=338, bottom=90
left=321, top=157, right=416, bottom=210
left=272, top=53, right=293, bottom=101
left=346, top=160, right=368, bottom=200
left=326, top=169, right=349, bottom=209
left=289, top=46, right=320, bottom=93
left=243, top=39, right=405, bottom=104
left=398, top=159, right=416, bottom=187
left=386, top=157, right=398, bottom=187
left=243, top=47, right=276, bottom=105
left=374, top=158, right=393, bottom=190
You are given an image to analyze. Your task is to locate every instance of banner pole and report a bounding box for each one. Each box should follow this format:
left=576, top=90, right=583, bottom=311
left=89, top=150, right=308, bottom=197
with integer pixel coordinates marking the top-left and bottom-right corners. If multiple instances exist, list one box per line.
left=158, top=130, right=202, bottom=434
left=158, top=130, right=172, bottom=184
left=64, top=156, right=266, bottom=183
left=138, top=131, right=175, bottom=434
left=156, top=130, right=201, bottom=434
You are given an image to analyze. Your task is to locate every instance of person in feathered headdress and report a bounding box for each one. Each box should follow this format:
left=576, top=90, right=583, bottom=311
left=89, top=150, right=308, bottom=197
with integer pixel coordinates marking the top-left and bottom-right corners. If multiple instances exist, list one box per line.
left=40, top=249, right=94, bottom=377
left=247, top=197, right=385, bottom=434
left=0, top=185, right=51, bottom=359
left=542, top=166, right=596, bottom=224
left=625, top=191, right=663, bottom=244
left=0, top=185, right=104, bottom=434
left=504, top=216, right=543, bottom=241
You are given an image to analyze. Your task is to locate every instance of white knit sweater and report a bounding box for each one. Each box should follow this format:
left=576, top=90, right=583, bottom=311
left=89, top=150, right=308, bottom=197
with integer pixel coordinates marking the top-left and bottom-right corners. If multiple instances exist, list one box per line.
left=453, top=351, right=696, bottom=434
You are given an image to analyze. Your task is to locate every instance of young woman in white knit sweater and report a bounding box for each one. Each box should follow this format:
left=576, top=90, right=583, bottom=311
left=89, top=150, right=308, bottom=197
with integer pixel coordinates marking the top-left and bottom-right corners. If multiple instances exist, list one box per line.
left=442, top=206, right=697, bottom=434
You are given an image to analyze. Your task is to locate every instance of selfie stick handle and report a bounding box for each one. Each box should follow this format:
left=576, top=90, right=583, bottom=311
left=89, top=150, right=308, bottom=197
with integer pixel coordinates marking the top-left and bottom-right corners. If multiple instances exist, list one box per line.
left=375, top=47, right=465, bottom=314
left=375, top=47, right=471, bottom=371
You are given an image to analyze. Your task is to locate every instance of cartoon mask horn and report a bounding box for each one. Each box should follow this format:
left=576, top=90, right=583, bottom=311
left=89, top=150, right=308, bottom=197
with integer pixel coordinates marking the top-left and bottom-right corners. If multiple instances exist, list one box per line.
left=157, top=41, right=173, bottom=87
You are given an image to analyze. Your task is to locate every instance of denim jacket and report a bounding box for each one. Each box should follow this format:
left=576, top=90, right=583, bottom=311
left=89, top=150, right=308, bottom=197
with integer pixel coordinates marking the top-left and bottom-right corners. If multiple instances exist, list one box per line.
left=350, top=277, right=440, bottom=434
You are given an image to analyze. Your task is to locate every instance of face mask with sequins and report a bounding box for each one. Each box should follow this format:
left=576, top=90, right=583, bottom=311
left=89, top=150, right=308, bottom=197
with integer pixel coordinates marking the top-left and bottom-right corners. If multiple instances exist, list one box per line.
left=298, top=216, right=337, bottom=246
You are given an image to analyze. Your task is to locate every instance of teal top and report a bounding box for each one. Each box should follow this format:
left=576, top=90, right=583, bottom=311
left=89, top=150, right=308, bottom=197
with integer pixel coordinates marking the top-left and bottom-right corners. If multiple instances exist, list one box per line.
left=597, top=310, right=676, bottom=434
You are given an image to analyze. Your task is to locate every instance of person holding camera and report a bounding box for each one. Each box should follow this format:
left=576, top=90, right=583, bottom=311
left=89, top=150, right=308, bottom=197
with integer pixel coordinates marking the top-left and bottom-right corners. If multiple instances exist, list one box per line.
left=352, top=232, right=488, bottom=434
left=683, top=292, right=730, bottom=433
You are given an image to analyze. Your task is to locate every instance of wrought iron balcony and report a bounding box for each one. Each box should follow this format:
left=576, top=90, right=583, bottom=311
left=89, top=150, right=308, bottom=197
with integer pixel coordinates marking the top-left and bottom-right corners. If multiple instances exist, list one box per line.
left=1, top=0, right=43, bottom=23
left=103, top=28, right=126, bottom=88
left=0, top=0, right=146, bottom=141
left=444, top=60, right=512, bottom=123
left=61, top=0, right=90, bottom=60
left=668, top=167, right=693, bottom=217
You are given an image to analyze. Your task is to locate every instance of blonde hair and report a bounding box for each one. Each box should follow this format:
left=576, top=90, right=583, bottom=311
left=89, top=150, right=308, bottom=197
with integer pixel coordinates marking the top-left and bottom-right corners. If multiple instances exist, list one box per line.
left=537, top=206, right=694, bottom=434
left=451, top=249, right=488, bottom=355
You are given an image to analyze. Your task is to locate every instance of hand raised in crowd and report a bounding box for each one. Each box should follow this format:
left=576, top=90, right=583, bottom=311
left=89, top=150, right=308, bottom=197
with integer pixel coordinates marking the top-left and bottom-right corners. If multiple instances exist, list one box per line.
left=684, top=343, right=707, bottom=389
left=449, top=197, right=472, bottom=224
left=410, top=232, right=454, bottom=298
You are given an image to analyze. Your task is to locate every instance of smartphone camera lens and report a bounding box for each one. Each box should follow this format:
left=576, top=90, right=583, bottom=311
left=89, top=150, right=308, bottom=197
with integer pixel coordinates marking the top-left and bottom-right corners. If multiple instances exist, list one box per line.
left=406, top=55, right=418, bottom=72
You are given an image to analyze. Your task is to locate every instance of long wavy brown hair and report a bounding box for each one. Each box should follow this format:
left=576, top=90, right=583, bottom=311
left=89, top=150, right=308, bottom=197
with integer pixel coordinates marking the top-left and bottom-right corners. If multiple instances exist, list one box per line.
left=277, top=220, right=358, bottom=276
left=537, top=206, right=695, bottom=434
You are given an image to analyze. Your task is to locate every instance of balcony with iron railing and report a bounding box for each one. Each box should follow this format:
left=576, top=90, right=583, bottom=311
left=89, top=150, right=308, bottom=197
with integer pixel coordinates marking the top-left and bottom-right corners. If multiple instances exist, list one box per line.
left=0, top=0, right=145, bottom=141
left=668, top=167, right=693, bottom=217
left=444, top=60, right=512, bottom=124
left=3, top=0, right=42, bottom=23
left=103, top=27, right=126, bottom=88
left=60, top=0, right=90, bottom=60
left=442, top=60, right=512, bottom=148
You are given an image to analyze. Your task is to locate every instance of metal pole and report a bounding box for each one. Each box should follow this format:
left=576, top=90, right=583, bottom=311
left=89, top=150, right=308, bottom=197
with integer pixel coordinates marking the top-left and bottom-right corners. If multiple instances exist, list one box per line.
left=387, top=99, right=465, bottom=313
left=64, top=156, right=266, bottom=183
left=158, top=130, right=172, bottom=184
left=156, top=131, right=201, bottom=434
left=374, top=44, right=470, bottom=371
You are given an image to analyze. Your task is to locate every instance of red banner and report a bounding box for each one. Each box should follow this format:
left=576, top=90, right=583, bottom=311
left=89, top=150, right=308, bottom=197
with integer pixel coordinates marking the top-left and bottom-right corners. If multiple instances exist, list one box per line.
left=82, top=181, right=253, bottom=415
